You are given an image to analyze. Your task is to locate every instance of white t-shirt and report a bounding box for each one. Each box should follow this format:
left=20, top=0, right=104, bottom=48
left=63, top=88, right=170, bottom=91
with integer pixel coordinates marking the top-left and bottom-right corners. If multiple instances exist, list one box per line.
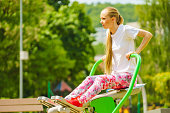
left=106, top=24, right=140, bottom=74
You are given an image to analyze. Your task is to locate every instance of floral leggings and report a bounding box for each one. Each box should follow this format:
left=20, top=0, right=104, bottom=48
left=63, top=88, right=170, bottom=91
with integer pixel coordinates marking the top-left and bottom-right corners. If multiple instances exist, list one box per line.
left=65, top=72, right=136, bottom=104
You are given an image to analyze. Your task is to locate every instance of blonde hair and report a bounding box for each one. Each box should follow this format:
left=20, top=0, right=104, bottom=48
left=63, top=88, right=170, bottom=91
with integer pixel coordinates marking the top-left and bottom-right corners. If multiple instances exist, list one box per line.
left=103, top=7, right=124, bottom=75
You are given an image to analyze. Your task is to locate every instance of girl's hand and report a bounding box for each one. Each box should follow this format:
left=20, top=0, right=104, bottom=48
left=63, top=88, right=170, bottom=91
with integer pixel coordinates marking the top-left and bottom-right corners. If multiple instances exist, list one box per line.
left=126, top=51, right=137, bottom=61
left=102, top=55, right=106, bottom=61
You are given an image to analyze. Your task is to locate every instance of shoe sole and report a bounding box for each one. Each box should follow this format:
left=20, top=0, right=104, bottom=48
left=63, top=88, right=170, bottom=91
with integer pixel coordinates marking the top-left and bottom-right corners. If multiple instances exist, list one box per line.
left=51, top=96, right=85, bottom=113
left=37, top=96, right=57, bottom=108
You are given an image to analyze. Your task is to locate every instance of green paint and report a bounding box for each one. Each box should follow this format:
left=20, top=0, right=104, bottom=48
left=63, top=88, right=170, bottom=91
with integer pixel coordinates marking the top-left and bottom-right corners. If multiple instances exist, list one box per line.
left=90, top=97, right=116, bottom=113
left=89, top=54, right=141, bottom=113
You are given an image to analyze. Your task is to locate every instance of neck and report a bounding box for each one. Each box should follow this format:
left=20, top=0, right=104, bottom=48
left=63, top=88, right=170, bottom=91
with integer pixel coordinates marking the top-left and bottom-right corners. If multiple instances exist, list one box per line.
left=109, top=24, right=119, bottom=35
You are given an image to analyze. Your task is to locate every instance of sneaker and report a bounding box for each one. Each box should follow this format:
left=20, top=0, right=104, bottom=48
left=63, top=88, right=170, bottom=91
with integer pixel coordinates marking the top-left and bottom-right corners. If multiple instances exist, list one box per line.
left=66, top=98, right=83, bottom=107
left=68, top=95, right=81, bottom=100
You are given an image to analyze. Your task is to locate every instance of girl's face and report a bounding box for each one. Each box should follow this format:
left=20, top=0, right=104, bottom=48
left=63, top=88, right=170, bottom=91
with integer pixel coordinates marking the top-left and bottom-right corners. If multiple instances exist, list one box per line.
left=100, top=10, right=114, bottom=29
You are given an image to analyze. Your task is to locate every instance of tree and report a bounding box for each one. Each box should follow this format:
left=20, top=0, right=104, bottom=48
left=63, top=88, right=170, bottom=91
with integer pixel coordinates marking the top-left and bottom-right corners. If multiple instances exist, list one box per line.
left=0, top=0, right=96, bottom=98
left=136, top=0, right=170, bottom=75
left=136, top=0, right=170, bottom=107
left=47, top=0, right=70, bottom=11
left=46, top=2, right=96, bottom=83
left=153, top=72, right=170, bottom=107
left=23, top=31, right=74, bottom=97
left=85, top=3, right=139, bottom=28
left=0, top=0, right=74, bottom=98
left=0, top=0, right=20, bottom=98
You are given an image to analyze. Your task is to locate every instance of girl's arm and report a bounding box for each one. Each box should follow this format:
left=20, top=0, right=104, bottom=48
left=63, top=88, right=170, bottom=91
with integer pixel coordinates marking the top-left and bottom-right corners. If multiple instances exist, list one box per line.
left=135, top=29, right=153, bottom=54
left=126, top=29, right=152, bottom=60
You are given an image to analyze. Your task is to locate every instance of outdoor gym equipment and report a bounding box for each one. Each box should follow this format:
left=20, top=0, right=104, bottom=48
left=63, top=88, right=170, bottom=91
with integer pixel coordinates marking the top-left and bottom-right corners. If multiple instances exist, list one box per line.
left=37, top=53, right=145, bottom=113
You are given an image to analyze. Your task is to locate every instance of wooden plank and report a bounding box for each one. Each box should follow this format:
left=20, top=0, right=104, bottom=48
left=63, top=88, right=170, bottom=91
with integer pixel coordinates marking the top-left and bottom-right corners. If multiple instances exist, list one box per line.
left=0, top=105, right=43, bottom=112
left=147, top=109, right=161, bottom=113
left=0, top=98, right=40, bottom=106
left=147, top=108, right=170, bottom=113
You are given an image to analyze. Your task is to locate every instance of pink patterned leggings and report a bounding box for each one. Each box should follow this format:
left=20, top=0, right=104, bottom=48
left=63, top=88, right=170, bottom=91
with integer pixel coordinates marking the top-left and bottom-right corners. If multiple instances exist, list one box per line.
left=65, top=72, right=135, bottom=104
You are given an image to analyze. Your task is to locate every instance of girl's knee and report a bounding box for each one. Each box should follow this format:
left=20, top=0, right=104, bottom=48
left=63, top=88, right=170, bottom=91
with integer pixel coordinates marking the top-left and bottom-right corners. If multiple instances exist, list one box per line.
left=95, top=76, right=105, bottom=83
left=85, top=76, right=92, bottom=80
left=84, top=76, right=95, bottom=83
left=85, top=76, right=96, bottom=80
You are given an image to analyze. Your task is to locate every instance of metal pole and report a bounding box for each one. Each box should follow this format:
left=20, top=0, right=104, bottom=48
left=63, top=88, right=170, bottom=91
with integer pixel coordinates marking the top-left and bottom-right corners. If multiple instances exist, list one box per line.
left=20, top=0, right=23, bottom=99
left=48, top=81, right=50, bottom=98
left=137, top=75, right=148, bottom=113
left=129, top=96, right=132, bottom=113
left=137, top=93, right=141, bottom=113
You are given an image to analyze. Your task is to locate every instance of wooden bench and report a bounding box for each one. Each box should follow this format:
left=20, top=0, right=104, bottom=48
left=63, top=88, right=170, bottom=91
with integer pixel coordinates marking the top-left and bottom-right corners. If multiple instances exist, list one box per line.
left=147, top=108, right=170, bottom=113
left=0, top=98, right=43, bottom=112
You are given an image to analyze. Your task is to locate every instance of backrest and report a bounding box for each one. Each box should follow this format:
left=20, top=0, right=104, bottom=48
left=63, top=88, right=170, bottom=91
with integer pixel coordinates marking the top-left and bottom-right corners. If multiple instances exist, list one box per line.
left=0, top=98, right=43, bottom=112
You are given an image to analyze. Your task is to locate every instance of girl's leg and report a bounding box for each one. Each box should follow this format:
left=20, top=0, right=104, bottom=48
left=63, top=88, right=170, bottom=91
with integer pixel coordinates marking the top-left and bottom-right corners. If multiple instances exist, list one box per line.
left=65, top=76, right=96, bottom=100
left=111, top=72, right=134, bottom=89
left=78, top=72, right=133, bottom=104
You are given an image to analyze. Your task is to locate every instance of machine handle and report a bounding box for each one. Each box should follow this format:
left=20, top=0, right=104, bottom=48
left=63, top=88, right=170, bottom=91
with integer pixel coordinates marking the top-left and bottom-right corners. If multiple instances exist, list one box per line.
left=89, top=54, right=141, bottom=113
left=112, top=53, right=141, bottom=113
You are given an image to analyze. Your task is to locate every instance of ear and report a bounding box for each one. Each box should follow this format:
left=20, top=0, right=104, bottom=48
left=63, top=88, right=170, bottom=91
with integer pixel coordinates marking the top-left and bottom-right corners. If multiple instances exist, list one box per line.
left=111, top=17, right=115, bottom=22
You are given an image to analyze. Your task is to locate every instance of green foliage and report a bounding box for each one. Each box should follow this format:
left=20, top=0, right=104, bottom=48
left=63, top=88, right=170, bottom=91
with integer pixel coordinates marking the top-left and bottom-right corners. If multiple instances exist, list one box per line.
left=84, top=3, right=139, bottom=28
left=23, top=35, right=74, bottom=97
left=93, top=43, right=105, bottom=55
left=0, top=0, right=73, bottom=98
left=0, top=0, right=95, bottom=98
left=0, top=0, right=20, bottom=98
left=143, top=72, right=170, bottom=107
left=153, top=72, right=170, bottom=107
left=47, top=0, right=70, bottom=11
left=136, top=0, right=170, bottom=107
left=46, top=2, right=96, bottom=83
left=136, top=0, right=170, bottom=75
left=0, top=0, right=19, bottom=26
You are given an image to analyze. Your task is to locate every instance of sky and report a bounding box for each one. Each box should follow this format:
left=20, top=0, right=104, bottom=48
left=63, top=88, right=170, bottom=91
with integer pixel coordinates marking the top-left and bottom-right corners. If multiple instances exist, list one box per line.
left=70, top=0, right=145, bottom=4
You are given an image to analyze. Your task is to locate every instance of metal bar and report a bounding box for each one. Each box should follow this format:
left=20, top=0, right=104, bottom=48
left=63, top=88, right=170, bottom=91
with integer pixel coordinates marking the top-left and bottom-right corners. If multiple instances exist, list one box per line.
left=89, top=59, right=103, bottom=76
left=137, top=93, right=141, bottom=113
left=20, top=0, right=23, bottom=99
left=112, top=54, right=141, bottom=113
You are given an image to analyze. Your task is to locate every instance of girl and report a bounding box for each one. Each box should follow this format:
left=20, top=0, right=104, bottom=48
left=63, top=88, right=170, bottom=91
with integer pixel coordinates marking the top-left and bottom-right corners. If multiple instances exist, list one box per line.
left=64, top=7, right=152, bottom=107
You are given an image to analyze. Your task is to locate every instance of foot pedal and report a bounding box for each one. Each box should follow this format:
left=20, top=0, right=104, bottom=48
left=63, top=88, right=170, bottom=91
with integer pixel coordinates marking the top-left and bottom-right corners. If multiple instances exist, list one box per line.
left=51, top=96, right=83, bottom=113
left=37, top=96, right=57, bottom=108
left=48, top=106, right=71, bottom=113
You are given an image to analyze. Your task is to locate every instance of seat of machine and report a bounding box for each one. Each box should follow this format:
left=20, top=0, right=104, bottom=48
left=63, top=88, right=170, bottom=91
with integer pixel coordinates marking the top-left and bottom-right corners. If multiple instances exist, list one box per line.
left=90, top=84, right=145, bottom=101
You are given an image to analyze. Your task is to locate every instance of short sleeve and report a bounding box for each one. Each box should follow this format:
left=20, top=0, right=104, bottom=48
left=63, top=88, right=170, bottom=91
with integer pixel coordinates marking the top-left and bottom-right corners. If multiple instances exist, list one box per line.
left=125, top=25, right=140, bottom=39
